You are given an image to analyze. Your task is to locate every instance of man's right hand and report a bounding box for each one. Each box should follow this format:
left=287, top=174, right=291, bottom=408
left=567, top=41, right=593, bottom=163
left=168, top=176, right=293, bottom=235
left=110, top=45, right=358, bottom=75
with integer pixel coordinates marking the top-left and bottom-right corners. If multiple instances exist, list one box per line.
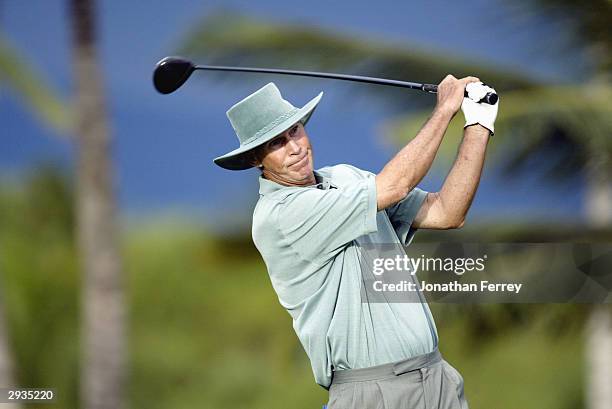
left=435, top=75, right=481, bottom=117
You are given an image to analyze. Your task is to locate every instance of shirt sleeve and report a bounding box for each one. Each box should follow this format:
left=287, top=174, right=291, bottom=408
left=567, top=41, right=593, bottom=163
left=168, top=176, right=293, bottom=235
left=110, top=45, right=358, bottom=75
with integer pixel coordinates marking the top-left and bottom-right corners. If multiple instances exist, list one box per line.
left=277, top=173, right=378, bottom=264
left=385, top=187, right=428, bottom=245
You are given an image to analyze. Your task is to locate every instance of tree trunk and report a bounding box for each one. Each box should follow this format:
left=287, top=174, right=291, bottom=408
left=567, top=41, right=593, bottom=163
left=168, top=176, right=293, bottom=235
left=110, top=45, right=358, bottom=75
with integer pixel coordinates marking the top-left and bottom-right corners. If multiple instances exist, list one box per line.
left=586, top=305, right=612, bottom=409
left=584, top=149, right=612, bottom=409
left=585, top=148, right=612, bottom=227
left=69, top=1, right=126, bottom=409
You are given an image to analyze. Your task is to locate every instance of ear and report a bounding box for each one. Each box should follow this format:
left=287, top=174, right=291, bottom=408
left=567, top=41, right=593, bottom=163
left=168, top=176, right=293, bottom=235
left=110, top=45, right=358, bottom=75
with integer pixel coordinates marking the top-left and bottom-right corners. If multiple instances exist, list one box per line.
left=248, top=150, right=263, bottom=168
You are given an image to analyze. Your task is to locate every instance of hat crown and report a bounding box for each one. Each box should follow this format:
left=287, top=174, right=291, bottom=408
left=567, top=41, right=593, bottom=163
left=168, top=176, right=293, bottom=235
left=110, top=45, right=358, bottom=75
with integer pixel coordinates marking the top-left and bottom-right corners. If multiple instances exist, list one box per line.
left=226, top=83, right=298, bottom=146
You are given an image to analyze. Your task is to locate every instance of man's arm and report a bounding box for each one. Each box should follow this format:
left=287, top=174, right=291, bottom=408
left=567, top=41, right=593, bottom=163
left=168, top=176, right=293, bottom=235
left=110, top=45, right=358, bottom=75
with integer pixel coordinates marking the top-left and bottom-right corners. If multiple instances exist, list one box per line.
left=413, top=124, right=490, bottom=229
left=375, top=75, right=479, bottom=211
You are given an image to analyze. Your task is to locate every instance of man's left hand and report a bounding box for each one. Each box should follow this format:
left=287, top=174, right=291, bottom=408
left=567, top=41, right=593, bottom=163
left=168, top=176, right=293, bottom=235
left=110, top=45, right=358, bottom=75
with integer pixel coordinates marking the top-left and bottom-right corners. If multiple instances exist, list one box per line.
left=461, top=82, right=499, bottom=135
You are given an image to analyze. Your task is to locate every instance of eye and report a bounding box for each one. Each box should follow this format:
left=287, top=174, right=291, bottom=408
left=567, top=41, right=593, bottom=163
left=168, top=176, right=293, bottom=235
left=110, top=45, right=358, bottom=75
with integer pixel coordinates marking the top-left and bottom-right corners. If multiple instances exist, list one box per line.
left=290, top=125, right=299, bottom=136
left=269, top=138, right=283, bottom=148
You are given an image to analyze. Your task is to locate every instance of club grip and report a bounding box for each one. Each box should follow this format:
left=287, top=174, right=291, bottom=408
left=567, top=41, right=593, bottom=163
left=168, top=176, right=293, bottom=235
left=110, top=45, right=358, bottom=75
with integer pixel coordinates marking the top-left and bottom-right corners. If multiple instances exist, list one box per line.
left=422, top=83, right=498, bottom=105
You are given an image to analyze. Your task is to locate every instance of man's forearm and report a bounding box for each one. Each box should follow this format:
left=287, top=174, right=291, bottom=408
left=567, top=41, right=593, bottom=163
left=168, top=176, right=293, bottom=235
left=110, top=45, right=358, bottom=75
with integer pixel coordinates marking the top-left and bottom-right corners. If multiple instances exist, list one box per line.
left=376, top=108, right=454, bottom=209
left=438, top=125, right=490, bottom=224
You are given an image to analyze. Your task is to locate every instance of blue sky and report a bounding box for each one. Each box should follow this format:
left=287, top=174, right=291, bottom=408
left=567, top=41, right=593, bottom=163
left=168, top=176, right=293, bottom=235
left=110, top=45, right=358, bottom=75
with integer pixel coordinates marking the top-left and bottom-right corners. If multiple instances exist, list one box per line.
left=1, top=0, right=588, bottom=227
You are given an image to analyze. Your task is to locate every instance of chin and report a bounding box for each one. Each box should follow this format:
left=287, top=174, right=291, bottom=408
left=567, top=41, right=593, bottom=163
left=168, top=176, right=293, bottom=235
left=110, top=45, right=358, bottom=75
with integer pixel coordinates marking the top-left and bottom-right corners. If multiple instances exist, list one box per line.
left=299, top=164, right=313, bottom=178
left=292, top=171, right=310, bottom=182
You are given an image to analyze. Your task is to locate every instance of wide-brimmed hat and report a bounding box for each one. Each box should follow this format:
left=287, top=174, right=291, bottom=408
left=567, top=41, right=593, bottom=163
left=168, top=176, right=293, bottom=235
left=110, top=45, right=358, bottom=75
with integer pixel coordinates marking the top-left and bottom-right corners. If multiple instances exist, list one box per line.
left=214, top=82, right=323, bottom=170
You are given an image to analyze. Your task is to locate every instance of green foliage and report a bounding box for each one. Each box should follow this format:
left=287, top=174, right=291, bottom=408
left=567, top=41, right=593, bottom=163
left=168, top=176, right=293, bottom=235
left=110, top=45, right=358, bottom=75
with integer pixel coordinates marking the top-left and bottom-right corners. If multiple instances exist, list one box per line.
left=125, top=225, right=328, bottom=408
left=0, top=166, right=79, bottom=409
left=0, top=167, right=597, bottom=409
left=438, top=309, right=585, bottom=409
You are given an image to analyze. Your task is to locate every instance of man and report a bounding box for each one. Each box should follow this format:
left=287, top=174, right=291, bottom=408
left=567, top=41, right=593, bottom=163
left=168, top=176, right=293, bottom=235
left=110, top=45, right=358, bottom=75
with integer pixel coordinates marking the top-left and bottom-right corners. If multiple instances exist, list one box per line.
left=213, top=76, right=498, bottom=409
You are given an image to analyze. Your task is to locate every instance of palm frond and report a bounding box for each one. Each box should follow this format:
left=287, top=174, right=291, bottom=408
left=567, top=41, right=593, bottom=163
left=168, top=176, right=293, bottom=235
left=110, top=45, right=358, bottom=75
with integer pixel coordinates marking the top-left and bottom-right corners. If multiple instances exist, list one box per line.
left=0, top=36, right=72, bottom=133
left=384, top=84, right=612, bottom=181
left=505, top=0, right=612, bottom=74
left=178, top=11, right=538, bottom=112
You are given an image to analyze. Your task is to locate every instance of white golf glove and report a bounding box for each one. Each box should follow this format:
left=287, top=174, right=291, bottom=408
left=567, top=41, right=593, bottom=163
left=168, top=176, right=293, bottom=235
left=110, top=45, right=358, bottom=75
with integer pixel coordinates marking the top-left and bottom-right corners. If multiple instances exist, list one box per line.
left=461, top=82, right=499, bottom=135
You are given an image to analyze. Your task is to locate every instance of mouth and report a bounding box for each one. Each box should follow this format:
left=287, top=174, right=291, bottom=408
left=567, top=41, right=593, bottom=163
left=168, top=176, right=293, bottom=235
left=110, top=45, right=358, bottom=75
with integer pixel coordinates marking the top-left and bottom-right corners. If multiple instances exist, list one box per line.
left=289, top=153, right=309, bottom=169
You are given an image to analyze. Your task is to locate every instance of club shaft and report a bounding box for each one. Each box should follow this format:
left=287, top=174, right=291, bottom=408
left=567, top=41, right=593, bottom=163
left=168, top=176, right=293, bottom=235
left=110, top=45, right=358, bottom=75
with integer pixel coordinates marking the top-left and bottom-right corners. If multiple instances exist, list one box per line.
left=190, top=64, right=497, bottom=104
left=194, top=65, right=430, bottom=91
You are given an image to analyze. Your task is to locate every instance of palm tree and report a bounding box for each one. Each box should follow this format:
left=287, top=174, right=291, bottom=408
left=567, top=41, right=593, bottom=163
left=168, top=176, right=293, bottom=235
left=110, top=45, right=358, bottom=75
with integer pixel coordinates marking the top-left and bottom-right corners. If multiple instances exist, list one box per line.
left=498, top=2, right=612, bottom=401
left=178, top=10, right=612, bottom=409
left=69, top=1, right=126, bottom=408
left=508, top=3, right=612, bottom=408
left=394, top=0, right=612, bottom=405
left=2, top=2, right=126, bottom=406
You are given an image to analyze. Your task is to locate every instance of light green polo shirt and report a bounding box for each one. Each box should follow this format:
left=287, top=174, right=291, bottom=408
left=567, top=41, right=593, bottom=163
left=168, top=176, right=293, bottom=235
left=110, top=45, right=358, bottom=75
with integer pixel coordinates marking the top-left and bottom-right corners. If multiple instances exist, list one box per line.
left=252, top=164, right=438, bottom=389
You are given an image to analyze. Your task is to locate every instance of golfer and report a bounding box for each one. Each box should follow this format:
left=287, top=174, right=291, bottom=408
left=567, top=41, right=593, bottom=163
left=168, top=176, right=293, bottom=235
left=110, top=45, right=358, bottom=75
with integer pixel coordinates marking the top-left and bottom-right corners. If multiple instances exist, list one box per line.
left=214, top=75, right=498, bottom=408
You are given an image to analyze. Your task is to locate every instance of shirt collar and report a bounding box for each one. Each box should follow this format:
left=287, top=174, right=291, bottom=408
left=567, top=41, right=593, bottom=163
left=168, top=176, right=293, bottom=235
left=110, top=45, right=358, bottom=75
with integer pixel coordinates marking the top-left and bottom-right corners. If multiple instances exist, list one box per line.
left=258, top=170, right=336, bottom=195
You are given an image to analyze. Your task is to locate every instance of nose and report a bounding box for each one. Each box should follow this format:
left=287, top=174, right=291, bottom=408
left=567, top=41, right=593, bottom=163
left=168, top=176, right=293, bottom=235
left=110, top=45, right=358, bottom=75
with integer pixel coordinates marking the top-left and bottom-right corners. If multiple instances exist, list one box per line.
left=287, top=138, right=301, bottom=154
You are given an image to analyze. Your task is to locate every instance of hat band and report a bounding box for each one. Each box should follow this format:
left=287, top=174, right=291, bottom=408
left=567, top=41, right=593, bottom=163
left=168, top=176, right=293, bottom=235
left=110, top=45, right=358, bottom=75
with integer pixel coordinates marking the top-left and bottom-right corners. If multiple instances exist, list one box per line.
left=241, top=108, right=300, bottom=146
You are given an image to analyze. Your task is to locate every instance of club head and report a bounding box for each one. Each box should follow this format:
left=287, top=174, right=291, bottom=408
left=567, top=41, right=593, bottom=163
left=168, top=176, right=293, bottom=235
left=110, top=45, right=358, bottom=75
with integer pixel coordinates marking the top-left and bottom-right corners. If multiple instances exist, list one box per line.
left=153, top=56, right=196, bottom=94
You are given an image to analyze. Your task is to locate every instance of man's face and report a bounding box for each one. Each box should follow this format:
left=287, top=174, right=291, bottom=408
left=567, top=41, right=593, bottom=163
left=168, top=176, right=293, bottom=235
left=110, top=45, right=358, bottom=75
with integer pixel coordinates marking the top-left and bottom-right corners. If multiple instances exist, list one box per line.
left=257, top=121, right=315, bottom=186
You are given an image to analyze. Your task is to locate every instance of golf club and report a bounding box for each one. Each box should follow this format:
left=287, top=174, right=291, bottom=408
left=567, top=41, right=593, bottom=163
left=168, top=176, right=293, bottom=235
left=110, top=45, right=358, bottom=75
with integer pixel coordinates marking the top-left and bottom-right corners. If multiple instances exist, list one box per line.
left=153, top=56, right=499, bottom=105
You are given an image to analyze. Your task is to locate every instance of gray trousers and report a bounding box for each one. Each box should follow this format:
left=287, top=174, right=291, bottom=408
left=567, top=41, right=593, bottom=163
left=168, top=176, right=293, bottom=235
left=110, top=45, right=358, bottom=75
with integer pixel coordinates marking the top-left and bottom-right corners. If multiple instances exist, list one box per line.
left=327, top=349, right=468, bottom=409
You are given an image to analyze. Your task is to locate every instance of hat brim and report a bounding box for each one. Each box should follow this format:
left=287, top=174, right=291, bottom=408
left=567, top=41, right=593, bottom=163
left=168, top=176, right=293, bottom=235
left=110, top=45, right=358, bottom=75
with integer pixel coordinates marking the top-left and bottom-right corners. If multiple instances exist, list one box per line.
left=213, top=91, right=323, bottom=171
